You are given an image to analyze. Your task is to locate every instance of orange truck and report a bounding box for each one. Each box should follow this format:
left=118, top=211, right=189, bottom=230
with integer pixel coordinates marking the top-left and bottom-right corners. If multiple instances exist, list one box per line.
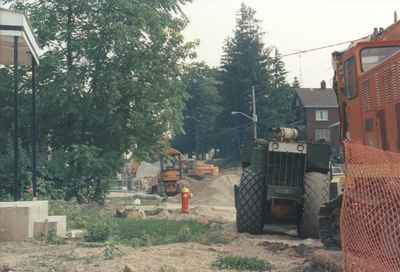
left=333, top=24, right=400, bottom=152
left=319, top=21, right=400, bottom=249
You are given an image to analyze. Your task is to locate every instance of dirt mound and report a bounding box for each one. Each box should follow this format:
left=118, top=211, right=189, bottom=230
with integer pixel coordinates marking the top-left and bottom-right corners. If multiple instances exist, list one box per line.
left=186, top=174, right=240, bottom=207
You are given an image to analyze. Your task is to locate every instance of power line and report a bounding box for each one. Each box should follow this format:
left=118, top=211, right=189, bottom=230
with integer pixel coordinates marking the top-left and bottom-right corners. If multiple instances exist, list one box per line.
left=281, top=40, right=355, bottom=58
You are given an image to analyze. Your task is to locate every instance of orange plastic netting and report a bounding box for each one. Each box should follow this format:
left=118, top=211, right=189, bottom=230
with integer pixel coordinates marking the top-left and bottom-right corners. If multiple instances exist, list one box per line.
left=342, top=141, right=400, bottom=271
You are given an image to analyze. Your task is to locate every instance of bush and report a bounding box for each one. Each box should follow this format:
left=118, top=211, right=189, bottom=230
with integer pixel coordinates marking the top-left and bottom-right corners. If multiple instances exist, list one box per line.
left=49, top=201, right=111, bottom=230
left=0, top=138, right=31, bottom=200
left=43, top=145, right=122, bottom=204
left=85, top=221, right=111, bottom=242
left=112, top=219, right=209, bottom=246
left=212, top=256, right=272, bottom=271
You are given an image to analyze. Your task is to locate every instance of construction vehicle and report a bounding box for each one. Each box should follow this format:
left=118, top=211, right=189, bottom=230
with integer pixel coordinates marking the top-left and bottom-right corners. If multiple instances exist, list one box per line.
left=187, top=160, right=219, bottom=179
left=234, top=127, right=331, bottom=237
left=319, top=21, right=400, bottom=249
left=159, top=148, right=183, bottom=196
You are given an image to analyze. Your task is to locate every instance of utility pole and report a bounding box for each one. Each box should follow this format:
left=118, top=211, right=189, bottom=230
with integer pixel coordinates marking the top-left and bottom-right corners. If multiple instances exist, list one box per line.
left=14, top=36, right=20, bottom=201
left=274, top=48, right=279, bottom=89
left=252, top=86, right=258, bottom=140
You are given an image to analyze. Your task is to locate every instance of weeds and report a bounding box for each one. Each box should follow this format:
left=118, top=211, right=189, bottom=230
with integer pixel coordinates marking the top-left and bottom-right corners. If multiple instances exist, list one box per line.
left=103, top=243, right=124, bottom=260
left=159, top=265, right=177, bottom=272
left=85, top=221, right=111, bottom=242
left=112, top=219, right=209, bottom=246
left=49, top=201, right=232, bottom=248
left=212, top=256, right=272, bottom=271
left=47, top=229, right=66, bottom=245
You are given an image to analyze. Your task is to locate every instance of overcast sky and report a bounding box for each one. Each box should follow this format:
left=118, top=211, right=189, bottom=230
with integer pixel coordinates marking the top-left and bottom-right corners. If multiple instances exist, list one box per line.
left=183, top=0, right=399, bottom=88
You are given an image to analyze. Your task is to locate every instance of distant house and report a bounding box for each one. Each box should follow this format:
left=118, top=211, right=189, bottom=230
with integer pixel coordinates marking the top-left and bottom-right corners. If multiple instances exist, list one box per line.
left=293, top=82, right=340, bottom=149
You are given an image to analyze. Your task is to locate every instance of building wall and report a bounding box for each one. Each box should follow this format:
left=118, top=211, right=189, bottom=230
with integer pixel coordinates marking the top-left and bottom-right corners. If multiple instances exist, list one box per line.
left=305, top=108, right=339, bottom=146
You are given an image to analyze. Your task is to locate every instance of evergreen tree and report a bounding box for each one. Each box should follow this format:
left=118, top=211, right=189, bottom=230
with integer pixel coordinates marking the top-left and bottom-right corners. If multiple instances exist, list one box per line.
left=292, top=76, right=301, bottom=88
left=217, top=3, right=273, bottom=158
left=272, top=49, right=288, bottom=88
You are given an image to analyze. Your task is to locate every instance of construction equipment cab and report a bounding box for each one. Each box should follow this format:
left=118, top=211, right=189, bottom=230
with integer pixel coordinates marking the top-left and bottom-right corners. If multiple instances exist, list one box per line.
left=333, top=24, right=400, bottom=152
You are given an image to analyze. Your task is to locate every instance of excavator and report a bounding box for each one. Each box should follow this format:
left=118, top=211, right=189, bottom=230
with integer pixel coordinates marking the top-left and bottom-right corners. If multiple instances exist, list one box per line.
left=319, top=19, right=400, bottom=249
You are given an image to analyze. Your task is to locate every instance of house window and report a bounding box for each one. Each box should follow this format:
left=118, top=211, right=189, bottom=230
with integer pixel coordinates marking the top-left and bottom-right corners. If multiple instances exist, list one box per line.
left=315, top=129, right=331, bottom=143
left=316, top=110, right=329, bottom=121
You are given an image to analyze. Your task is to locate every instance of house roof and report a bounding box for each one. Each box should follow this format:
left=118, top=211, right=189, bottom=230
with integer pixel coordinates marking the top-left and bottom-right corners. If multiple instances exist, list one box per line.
left=295, top=88, right=338, bottom=109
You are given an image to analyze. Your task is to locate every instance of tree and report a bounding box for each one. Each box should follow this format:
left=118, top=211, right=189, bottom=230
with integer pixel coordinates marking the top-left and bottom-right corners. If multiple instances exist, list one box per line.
left=216, top=4, right=295, bottom=158
left=292, top=77, right=301, bottom=88
left=173, top=63, right=222, bottom=157
left=0, top=0, right=195, bottom=201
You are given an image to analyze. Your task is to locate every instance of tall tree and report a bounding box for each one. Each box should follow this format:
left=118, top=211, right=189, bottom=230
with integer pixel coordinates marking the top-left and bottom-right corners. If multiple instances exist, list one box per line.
left=217, top=3, right=273, bottom=158
left=292, top=76, right=301, bottom=88
left=217, top=3, right=295, bottom=158
left=0, top=0, right=195, bottom=201
left=173, top=63, right=222, bottom=157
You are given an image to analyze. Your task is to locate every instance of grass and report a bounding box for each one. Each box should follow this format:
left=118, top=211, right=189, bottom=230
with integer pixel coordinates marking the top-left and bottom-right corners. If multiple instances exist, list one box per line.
left=212, top=256, right=272, bottom=272
left=112, top=218, right=220, bottom=247
left=49, top=200, right=111, bottom=230
left=49, top=201, right=232, bottom=247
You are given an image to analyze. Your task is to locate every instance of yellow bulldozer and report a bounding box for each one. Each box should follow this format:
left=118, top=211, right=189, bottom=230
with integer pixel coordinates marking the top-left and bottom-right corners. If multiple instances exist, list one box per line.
left=159, top=148, right=183, bottom=196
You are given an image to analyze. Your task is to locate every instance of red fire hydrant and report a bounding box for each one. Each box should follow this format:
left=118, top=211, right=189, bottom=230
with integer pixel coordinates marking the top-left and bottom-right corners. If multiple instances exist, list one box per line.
left=181, top=186, right=192, bottom=214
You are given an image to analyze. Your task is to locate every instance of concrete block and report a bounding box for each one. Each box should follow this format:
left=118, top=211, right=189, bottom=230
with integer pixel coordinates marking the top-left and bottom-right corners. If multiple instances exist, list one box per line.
left=48, top=216, right=67, bottom=237
left=0, top=201, right=49, bottom=241
left=0, top=207, right=30, bottom=241
left=33, top=216, right=67, bottom=239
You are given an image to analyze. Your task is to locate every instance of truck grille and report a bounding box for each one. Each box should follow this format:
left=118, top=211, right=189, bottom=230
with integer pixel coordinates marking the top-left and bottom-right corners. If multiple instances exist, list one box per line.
left=266, top=151, right=306, bottom=188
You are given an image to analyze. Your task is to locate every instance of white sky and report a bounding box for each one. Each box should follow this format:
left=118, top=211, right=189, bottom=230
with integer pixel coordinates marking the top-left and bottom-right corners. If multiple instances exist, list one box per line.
left=183, top=0, right=400, bottom=88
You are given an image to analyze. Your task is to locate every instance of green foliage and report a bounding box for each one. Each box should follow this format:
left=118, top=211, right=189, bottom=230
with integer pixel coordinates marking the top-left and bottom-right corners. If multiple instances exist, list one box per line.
left=0, top=0, right=195, bottom=202
left=112, top=219, right=209, bottom=246
left=46, top=229, right=66, bottom=245
left=49, top=201, right=111, bottom=229
left=212, top=256, right=272, bottom=271
left=292, top=76, right=301, bottom=88
left=216, top=4, right=295, bottom=158
left=85, top=221, right=111, bottom=243
left=172, top=63, right=222, bottom=156
left=48, top=201, right=228, bottom=247
left=103, top=243, right=124, bottom=260
left=0, top=138, right=31, bottom=200
left=43, top=145, right=120, bottom=203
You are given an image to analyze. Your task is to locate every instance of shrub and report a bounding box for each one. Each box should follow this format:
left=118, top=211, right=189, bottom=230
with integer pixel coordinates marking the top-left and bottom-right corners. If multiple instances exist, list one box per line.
left=112, top=219, right=209, bottom=246
left=212, top=256, right=272, bottom=271
left=85, top=221, right=111, bottom=242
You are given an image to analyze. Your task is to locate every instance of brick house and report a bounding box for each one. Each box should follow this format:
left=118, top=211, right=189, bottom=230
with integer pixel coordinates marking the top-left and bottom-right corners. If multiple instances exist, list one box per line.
left=293, top=84, right=340, bottom=149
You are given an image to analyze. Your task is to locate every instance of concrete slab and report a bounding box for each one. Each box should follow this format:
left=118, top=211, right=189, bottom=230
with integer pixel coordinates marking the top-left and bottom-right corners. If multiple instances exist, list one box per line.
left=0, top=207, right=30, bottom=241
left=47, top=216, right=67, bottom=237
left=0, top=201, right=48, bottom=241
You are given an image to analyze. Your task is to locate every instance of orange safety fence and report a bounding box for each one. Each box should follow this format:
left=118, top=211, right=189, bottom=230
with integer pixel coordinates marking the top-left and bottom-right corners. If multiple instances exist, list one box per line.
left=342, top=141, right=400, bottom=271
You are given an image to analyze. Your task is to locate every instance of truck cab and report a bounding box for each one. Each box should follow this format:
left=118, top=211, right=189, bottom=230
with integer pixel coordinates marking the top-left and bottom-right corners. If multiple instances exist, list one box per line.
left=333, top=30, right=400, bottom=152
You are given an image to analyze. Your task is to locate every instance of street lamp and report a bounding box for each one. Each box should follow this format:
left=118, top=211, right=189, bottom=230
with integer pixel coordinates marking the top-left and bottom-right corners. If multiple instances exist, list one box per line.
left=231, top=86, right=258, bottom=140
left=0, top=8, right=42, bottom=200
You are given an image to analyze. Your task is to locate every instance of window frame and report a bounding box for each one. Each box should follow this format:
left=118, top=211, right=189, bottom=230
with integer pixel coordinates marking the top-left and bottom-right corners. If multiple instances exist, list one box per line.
left=343, top=57, right=358, bottom=99
left=315, top=128, right=331, bottom=143
left=315, top=110, right=329, bottom=122
left=360, top=46, right=400, bottom=73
